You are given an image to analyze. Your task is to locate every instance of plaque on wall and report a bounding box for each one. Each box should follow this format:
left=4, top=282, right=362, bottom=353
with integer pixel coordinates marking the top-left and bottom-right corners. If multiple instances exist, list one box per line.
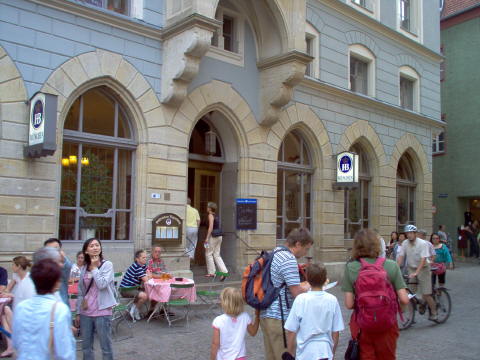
left=152, top=213, right=183, bottom=246
left=236, top=198, right=257, bottom=230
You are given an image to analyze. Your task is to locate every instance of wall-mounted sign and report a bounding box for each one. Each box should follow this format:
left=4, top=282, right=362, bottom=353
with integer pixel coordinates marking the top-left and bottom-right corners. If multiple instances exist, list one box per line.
left=152, top=213, right=182, bottom=246
left=24, top=92, right=57, bottom=158
left=333, top=152, right=359, bottom=189
left=236, top=198, right=257, bottom=230
left=438, top=193, right=448, bottom=198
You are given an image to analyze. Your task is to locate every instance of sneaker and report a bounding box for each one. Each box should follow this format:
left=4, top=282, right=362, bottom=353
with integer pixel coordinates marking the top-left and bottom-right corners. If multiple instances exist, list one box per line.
left=129, top=305, right=137, bottom=322
left=135, top=308, right=142, bottom=321
left=428, top=314, right=438, bottom=321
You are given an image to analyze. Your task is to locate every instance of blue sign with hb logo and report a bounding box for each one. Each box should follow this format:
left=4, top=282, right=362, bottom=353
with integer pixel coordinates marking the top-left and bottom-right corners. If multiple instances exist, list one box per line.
left=339, top=155, right=352, bottom=173
left=31, top=100, right=43, bottom=129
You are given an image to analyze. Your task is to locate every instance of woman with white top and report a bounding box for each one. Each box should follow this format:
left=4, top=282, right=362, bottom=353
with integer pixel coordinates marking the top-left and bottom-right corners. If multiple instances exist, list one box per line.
left=75, top=238, right=116, bottom=360
left=69, top=251, right=84, bottom=283
left=0, top=256, right=36, bottom=358
left=12, top=258, right=75, bottom=359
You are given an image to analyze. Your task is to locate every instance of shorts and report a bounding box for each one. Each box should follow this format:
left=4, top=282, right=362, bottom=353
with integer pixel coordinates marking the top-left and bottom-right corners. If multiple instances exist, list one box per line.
left=408, top=266, right=432, bottom=296
left=120, top=288, right=140, bottom=298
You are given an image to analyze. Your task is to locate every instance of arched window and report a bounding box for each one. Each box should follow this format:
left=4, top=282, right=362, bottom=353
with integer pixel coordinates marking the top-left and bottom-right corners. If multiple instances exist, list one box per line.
left=397, top=153, right=416, bottom=232
left=344, top=144, right=370, bottom=239
left=276, top=131, right=313, bottom=242
left=59, top=86, right=137, bottom=241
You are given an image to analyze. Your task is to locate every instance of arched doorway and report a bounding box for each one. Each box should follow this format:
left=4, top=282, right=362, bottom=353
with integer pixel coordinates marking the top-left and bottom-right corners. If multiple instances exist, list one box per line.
left=188, top=111, right=239, bottom=271
left=59, top=86, right=137, bottom=241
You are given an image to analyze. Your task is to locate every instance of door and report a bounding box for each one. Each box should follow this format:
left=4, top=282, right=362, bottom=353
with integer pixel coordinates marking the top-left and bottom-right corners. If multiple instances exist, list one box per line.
left=192, top=168, right=221, bottom=265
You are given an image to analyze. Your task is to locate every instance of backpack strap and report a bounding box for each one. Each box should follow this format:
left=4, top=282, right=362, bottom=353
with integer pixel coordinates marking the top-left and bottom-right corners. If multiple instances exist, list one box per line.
left=374, top=257, right=386, bottom=267
left=49, top=301, right=58, bottom=356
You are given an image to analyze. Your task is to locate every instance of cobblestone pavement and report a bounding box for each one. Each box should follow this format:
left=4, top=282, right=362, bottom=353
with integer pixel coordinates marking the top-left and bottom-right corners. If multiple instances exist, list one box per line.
left=86, top=261, right=479, bottom=360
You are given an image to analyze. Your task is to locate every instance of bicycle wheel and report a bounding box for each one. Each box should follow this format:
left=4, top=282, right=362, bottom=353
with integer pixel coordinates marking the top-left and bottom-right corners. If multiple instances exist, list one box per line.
left=398, top=300, right=415, bottom=330
left=435, top=288, right=451, bottom=324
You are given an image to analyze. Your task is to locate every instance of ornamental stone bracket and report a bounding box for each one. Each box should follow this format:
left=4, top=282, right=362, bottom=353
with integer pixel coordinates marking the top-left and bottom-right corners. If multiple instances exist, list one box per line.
left=161, top=14, right=221, bottom=107
left=257, top=51, right=313, bottom=126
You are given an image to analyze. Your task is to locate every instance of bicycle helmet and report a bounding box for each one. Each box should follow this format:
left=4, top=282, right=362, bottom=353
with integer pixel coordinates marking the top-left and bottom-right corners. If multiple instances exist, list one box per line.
left=404, top=224, right=417, bottom=233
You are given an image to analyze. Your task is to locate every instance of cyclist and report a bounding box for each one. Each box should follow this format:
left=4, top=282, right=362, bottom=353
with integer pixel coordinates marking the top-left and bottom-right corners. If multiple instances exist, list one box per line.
left=396, top=225, right=438, bottom=321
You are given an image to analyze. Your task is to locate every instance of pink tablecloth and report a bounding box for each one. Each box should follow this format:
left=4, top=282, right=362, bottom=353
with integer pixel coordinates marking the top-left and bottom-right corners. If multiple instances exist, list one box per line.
left=144, top=278, right=196, bottom=303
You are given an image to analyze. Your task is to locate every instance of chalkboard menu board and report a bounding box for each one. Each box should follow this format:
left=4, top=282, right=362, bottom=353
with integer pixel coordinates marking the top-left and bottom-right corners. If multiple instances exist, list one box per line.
left=236, top=199, right=257, bottom=230
left=152, top=213, right=182, bottom=246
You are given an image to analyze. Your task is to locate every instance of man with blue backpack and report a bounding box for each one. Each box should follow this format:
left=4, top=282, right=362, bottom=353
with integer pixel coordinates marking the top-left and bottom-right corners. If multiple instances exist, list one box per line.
left=243, top=228, right=312, bottom=360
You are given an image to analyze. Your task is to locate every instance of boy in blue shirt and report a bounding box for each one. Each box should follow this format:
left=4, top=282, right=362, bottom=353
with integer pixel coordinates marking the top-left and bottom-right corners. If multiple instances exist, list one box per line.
left=284, top=264, right=344, bottom=360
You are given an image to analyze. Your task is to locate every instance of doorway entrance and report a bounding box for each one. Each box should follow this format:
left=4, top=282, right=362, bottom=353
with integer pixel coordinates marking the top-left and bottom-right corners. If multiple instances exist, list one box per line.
left=187, top=115, right=239, bottom=272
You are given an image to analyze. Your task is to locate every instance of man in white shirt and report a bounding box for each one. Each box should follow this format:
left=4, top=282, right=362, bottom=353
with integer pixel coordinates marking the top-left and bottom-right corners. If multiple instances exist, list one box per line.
left=397, top=225, right=437, bottom=321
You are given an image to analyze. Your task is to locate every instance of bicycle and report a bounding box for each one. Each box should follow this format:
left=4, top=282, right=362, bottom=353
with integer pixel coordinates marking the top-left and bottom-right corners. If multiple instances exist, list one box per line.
left=398, top=268, right=452, bottom=330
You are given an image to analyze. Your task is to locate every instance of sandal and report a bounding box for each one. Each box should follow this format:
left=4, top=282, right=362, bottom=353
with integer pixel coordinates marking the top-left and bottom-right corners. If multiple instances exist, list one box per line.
left=204, top=274, right=215, bottom=277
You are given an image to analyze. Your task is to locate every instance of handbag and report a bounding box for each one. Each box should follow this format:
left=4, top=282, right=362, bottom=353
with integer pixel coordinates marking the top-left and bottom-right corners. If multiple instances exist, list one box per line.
left=281, top=352, right=295, bottom=360
left=432, top=262, right=446, bottom=275
left=81, top=261, right=104, bottom=310
left=345, top=313, right=360, bottom=360
left=345, top=338, right=360, bottom=360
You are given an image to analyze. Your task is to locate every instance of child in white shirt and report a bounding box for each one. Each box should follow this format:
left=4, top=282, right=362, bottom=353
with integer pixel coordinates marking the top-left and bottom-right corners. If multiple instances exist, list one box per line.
left=210, top=287, right=260, bottom=360
left=284, top=264, right=344, bottom=360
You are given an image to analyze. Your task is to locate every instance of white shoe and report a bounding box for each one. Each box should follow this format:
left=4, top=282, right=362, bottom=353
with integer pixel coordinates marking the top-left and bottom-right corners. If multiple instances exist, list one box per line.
left=129, top=305, right=137, bottom=322
left=135, top=307, right=142, bottom=321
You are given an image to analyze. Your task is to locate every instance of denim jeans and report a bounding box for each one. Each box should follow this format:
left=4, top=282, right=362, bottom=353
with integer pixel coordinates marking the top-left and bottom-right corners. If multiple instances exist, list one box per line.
left=80, top=314, right=113, bottom=360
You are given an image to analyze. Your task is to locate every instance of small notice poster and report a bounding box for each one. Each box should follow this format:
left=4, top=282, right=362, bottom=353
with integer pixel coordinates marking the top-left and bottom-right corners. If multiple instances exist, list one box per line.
left=236, top=198, right=257, bottom=230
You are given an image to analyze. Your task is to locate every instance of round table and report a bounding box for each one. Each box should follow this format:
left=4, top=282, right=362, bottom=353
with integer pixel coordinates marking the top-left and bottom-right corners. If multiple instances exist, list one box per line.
left=144, top=278, right=196, bottom=303
left=144, top=278, right=196, bottom=323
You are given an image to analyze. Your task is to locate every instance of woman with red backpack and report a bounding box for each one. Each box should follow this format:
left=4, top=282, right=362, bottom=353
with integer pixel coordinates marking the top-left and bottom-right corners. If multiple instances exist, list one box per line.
left=342, top=229, right=410, bottom=360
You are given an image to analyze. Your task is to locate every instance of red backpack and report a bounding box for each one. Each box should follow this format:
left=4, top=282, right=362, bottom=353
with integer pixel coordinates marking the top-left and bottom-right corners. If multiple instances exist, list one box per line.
left=354, top=257, right=399, bottom=332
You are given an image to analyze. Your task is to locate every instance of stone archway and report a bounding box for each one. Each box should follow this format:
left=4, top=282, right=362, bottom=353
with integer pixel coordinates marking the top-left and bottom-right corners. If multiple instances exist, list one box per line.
left=41, top=49, right=161, bottom=252
left=337, top=120, right=388, bottom=234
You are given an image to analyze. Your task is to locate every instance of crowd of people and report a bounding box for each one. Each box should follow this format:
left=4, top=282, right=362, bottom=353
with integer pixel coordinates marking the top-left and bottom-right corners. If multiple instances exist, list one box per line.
left=0, top=220, right=458, bottom=360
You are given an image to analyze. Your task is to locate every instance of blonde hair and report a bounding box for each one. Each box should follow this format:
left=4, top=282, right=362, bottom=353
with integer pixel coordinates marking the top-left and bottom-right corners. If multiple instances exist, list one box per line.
left=220, top=287, right=244, bottom=317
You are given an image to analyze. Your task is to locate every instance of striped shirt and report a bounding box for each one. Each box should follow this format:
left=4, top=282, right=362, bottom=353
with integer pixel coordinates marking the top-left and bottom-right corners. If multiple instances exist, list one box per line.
left=120, top=262, right=147, bottom=288
left=261, top=247, right=300, bottom=320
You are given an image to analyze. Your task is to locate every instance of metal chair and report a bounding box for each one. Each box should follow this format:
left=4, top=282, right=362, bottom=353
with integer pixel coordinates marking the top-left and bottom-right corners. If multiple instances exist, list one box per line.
left=196, top=271, right=229, bottom=314
left=163, top=283, right=194, bottom=327
left=112, top=271, right=134, bottom=340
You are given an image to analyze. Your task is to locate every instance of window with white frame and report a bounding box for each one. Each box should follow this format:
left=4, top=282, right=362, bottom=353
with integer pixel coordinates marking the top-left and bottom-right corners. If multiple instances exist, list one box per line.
left=208, top=5, right=245, bottom=66
left=81, top=0, right=132, bottom=16
left=305, top=23, right=320, bottom=78
left=399, top=66, right=420, bottom=111
left=60, top=86, right=137, bottom=241
left=344, top=145, right=370, bottom=239
left=396, top=153, right=416, bottom=233
left=349, top=45, right=375, bottom=97
left=349, top=0, right=379, bottom=18
left=276, top=131, right=313, bottom=244
left=432, top=132, right=445, bottom=154
left=398, top=0, right=422, bottom=40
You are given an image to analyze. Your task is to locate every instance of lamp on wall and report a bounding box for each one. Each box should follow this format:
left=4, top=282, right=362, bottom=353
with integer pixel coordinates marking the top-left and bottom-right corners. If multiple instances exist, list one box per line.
left=61, top=158, right=70, bottom=167
left=205, top=130, right=217, bottom=155
left=69, top=155, right=77, bottom=165
left=81, top=157, right=90, bottom=166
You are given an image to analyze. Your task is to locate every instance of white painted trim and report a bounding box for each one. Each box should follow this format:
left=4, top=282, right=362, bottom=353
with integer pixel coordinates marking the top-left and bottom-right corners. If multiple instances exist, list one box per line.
left=397, top=0, right=423, bottom=43
left=205, top=5, right=245, bottom=67
left=312, top=0, right=441, bottom=62
left=348, top=0, right=380, bottom=20
left=399, top=65, right=420, bottom=112
left=305, top=22, right=320, bottom=79
left=349, top=44, right=376, bottom=97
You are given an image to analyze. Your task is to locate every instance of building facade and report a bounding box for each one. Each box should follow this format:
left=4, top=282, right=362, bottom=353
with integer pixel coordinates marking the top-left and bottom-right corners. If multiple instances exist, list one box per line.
left=433, top=0, right=480, bottom=244
left=0, top=0, right=443, bottom=276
